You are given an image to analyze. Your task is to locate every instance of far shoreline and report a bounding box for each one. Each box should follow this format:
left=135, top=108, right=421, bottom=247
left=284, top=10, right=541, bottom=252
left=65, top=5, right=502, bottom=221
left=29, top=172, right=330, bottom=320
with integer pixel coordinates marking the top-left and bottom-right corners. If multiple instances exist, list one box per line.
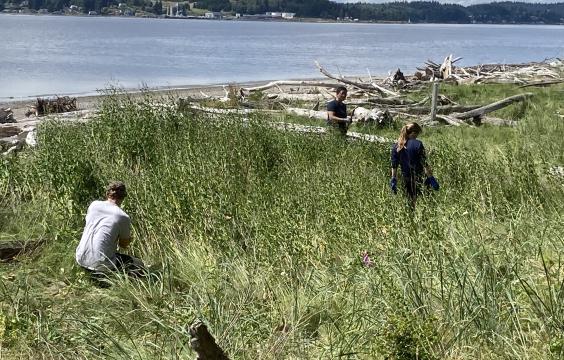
left=1, top=12, right=562, bottom=27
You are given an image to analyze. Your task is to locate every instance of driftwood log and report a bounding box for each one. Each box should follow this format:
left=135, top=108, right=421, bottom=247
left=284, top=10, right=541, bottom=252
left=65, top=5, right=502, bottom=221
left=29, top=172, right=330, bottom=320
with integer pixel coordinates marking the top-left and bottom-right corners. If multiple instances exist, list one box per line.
left=453, top=93, right=533, bottom=124
left=242, top=80, right=342, bottom=93
left=519, top=79, right=564, bottom=88
left=189, top=320, right=230, bottom=360
left=424, top=93, right=533, bottom=126
left=0, top=108, right=15, bottom=123
left=0, top=240, right=44, bottom=261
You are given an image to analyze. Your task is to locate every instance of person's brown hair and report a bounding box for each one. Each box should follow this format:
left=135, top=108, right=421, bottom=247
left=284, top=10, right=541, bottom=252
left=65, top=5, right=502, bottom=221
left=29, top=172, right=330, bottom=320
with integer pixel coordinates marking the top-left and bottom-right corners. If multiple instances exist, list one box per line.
left=106, top=181, right=127, bottom=200
left=335, top=86, right=347, bottom=94
left=396, top=122, right=422, bottom=152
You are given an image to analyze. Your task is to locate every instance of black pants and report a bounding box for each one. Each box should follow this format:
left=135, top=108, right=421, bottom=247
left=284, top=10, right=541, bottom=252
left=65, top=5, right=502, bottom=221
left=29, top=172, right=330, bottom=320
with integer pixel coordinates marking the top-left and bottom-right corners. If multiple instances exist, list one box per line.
left=82, top=253, right=147, bottom=287
left=404, top=175, right=423, bottom=202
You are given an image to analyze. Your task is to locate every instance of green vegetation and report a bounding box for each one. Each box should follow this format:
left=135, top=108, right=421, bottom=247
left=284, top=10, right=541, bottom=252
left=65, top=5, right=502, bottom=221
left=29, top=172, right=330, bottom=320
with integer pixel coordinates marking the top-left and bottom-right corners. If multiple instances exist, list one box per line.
left=1, top=0, right=564, bottom=24
left=0, top=83, right=563, bottom=358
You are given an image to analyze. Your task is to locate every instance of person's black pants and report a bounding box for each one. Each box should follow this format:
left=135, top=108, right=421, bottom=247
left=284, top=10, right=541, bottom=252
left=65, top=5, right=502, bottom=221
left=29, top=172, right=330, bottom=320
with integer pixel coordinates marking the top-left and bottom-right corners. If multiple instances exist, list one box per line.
left=81, top=253, right=147, bottom=287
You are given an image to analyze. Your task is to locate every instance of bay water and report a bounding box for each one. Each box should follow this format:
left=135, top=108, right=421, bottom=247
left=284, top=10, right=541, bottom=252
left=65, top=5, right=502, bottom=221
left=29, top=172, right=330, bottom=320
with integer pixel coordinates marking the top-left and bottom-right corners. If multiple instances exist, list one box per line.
left=1, top=14, right=563, bottom=100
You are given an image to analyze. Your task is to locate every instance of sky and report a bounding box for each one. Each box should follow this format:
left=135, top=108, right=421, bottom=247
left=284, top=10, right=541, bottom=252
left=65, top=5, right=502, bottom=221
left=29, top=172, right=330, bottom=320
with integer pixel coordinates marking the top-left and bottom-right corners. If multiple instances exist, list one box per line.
left=333, top=0, right=563, bottom=6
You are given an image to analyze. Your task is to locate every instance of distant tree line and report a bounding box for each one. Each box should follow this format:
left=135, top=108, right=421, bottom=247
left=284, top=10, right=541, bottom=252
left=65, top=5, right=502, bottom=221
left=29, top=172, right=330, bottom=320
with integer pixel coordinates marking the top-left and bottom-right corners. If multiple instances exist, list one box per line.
left=1, top=0, right=563, bottom=24
left=0, top=0, right=162, bottom=14
left=197, top=0, right=564, bottom=24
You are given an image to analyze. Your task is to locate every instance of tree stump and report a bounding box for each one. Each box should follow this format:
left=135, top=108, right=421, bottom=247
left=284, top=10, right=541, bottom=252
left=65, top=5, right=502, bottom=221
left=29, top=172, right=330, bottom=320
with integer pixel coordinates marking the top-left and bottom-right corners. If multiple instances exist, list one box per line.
left=189, top=320, right=230, bottom=360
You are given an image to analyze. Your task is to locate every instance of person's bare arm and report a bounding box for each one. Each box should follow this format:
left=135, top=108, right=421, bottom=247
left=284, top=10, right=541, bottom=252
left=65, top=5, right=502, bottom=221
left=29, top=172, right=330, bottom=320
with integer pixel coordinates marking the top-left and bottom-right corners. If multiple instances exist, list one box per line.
left=118, top=236, right=132, bottom=249
left=327, top=111, right=351, bottom=125
left=391, top=167, right=397, bottom=178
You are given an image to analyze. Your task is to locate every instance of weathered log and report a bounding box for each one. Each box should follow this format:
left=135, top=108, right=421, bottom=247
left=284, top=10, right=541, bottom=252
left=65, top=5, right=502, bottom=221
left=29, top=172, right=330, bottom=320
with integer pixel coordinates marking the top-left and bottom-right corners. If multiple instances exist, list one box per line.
left=370, top=97, right=416, bottom=106
left=265, top=93, right=331, bottom=102
left=387, top=104, right=480, bottom=115
left=0, top=241, right=25, bottom=261
left=0, top=124, right=21, bottom=138
left=453, top=93, right=533, bottom=121
left=0, top=108, right=15, bottom=123
left=189, top=320, right=230, bottom=360
left=0, top=240, right=43, bottom=261
left=242, top=80, right=342, bottom=93
left=518, top=79, right=564, bottom=88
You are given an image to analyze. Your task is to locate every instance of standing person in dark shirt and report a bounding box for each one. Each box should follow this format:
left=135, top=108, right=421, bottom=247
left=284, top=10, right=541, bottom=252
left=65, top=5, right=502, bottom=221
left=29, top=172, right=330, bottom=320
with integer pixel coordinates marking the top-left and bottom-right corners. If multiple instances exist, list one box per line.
left=326, top=86, right=352, bottom=135
left=390, top=122, right=439, bottom=207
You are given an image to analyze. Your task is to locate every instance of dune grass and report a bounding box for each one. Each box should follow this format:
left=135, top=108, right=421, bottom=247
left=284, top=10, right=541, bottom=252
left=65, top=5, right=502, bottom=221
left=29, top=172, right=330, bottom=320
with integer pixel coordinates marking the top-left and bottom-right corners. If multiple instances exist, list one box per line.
left=0, top=83, right=563, bottom=359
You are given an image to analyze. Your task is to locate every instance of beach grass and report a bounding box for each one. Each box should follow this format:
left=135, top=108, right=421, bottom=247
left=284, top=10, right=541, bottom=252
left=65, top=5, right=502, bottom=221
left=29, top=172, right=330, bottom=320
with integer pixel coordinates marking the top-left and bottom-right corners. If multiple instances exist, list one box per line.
left=0, top=83, right=563, bottom=359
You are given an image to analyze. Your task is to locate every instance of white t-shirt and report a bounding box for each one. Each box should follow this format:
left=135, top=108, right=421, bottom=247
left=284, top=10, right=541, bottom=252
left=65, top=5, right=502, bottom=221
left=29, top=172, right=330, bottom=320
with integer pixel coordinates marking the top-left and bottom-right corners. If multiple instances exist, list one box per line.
left=75, top=200, right=131, bottom=271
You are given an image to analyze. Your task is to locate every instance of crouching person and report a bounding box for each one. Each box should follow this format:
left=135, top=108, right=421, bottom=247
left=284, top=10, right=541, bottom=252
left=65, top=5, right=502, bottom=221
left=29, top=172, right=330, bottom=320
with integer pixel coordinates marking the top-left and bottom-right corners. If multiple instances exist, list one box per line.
left=76, top=181, right=146, bottom=285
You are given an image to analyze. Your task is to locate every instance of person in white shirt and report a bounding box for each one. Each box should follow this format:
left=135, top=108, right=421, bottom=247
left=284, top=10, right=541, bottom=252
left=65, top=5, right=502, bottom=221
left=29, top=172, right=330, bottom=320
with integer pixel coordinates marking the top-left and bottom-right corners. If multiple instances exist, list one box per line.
left=76, top=181, right=144, bottom=281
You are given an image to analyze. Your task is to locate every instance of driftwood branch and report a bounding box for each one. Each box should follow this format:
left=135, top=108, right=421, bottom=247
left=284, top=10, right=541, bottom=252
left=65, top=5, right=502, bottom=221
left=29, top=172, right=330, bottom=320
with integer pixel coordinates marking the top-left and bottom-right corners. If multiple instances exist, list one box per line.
left=315, top=61, right=399, bottom=96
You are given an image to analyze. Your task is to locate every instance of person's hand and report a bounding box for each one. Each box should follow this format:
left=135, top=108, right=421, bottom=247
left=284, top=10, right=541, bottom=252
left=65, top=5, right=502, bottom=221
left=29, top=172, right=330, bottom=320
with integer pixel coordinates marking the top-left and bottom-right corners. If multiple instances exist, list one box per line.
left=118, top=237, right=132, bottom=249
left=424, top=176, right=440, bottom=190
left=390, top=177, right=398, bottom=194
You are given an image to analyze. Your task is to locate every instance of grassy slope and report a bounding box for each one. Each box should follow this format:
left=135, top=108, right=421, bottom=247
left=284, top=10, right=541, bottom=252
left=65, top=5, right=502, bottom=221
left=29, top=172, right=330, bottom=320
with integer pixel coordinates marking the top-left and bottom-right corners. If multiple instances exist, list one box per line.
left=0, top=83, right=563, bottom=359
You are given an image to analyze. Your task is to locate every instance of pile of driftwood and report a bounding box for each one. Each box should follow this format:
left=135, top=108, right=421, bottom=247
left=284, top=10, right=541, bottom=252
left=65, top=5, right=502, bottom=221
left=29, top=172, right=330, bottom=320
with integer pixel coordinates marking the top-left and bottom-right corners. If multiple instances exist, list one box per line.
left=1, top=109, right=93, bottom=156
left=25, top=96, right=78, bottom=117
left=412, top=54, right=564, bottom=85
left=218, top=56, right=563, bottom=128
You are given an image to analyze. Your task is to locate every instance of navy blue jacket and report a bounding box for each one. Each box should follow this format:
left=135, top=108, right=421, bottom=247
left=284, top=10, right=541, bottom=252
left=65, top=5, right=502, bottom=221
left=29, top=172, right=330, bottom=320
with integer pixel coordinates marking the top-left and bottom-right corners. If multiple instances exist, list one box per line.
left=391, top=139, right=427, bottom=179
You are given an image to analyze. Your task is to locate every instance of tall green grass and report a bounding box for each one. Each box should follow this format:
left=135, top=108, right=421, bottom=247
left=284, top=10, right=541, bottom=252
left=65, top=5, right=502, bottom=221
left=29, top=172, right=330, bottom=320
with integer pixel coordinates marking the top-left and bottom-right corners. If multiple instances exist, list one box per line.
left=0, top=84, right=563, bottom=359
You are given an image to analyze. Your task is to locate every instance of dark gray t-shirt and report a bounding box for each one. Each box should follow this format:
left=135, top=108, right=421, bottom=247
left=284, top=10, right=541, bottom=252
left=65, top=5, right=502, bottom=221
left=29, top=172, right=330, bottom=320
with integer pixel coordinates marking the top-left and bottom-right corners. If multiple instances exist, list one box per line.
left=327, top=99, right=348, bottom=133
left=75, top=200, right=131, bottom=271
left=327, top=99, right=347, bottom=120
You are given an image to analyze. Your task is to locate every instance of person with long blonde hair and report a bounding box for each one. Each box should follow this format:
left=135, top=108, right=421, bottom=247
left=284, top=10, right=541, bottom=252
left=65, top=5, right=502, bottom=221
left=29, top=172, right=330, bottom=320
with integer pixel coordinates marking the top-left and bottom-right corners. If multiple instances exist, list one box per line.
left=390, top=122, right=439, bottom=207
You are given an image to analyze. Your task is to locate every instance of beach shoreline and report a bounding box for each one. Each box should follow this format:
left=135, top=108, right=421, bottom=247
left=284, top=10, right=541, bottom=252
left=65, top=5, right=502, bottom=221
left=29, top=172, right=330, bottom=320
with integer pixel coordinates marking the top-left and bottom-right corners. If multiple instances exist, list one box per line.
left=0, top=79, right=324, bottom=123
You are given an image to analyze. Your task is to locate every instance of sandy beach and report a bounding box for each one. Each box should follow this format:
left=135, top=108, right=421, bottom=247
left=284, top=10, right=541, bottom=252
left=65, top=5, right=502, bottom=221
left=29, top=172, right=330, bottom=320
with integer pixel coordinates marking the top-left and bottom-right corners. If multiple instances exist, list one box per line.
left=0, top=80, right=283, bottom=123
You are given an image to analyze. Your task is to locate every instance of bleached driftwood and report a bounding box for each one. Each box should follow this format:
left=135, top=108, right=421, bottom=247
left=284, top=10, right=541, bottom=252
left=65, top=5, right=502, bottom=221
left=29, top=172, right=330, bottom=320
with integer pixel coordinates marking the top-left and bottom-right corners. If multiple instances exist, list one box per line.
left=518, top=79, right=564, bottom=88
left=286, top=107, right=326, bottom=120
left=352, top=107, right=394, bottom=126
left=315, top=61, right=399, bottom=97
left=414, top=56, right=562, bottom=85
left=265, top=93, right=332, bottom=102
left=389, top=104, right=480, bottom=115
left=1, top=110, right=93, bottom=156
left=242, top=80, right=342, bottom=93
left=452, top=93, right=533, bottom=121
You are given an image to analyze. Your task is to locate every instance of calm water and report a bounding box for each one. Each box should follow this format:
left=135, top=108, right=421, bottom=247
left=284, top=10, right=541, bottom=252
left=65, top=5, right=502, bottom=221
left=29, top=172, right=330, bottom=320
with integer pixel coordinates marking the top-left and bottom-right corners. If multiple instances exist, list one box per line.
left=1, top=14, right=563, bottom=100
